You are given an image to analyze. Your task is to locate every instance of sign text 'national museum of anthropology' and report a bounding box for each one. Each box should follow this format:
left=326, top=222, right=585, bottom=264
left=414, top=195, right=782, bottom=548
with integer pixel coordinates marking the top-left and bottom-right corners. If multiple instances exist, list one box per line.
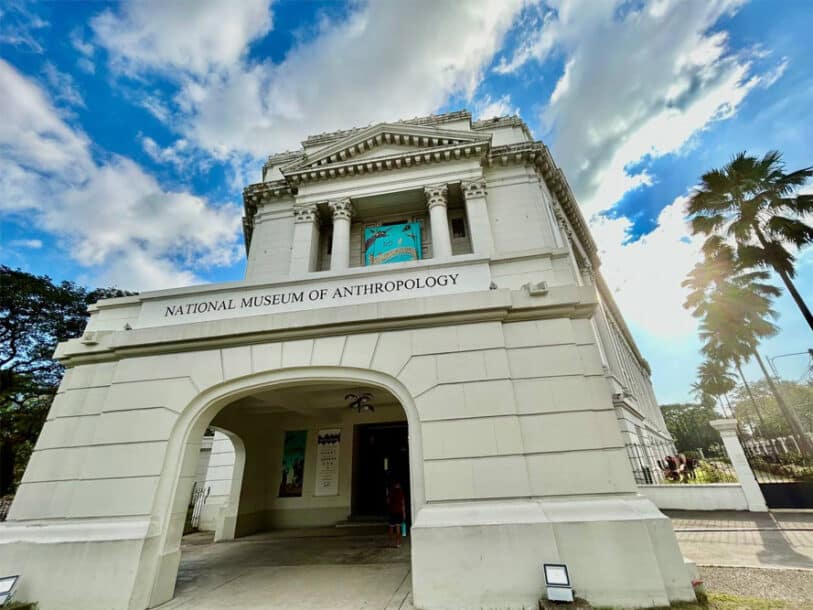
left=0, top=111, right=694, bottom=609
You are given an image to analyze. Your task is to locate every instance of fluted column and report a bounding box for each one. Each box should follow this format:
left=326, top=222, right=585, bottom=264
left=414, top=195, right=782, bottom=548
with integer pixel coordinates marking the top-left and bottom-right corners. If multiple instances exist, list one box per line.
left=461, top=179, right=493, bottom=257
left=425, top=184, right=452, bottom=259
left=289, top=204, right=320, bottom=275
left=328, top=198, right=353, bottom=270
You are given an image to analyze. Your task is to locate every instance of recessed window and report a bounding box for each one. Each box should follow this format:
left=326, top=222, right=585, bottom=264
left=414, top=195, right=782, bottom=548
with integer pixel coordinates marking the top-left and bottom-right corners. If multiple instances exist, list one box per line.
left=451, top=217, right=466, bottom=238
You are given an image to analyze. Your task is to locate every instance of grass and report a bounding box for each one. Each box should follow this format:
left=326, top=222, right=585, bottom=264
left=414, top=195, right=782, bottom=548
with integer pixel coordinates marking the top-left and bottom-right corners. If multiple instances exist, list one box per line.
left=593, top=593, right=813, bottom=610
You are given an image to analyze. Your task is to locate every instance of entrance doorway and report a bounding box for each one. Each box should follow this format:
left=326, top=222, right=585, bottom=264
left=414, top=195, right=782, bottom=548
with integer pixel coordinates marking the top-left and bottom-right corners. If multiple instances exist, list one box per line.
left=352, top=422, right=410, bottom=524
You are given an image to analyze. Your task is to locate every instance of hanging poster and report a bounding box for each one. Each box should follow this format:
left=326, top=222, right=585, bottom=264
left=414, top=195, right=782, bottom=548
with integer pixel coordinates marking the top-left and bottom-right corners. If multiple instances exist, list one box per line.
left=364, top=222, right=422, bottom=266
left=314, top=428, right=341, bottom=496
left=278, top=430, right=307, bottom=497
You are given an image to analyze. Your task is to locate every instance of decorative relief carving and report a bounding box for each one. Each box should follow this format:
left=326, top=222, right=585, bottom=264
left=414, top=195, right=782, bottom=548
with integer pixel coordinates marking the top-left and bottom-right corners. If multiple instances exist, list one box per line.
left=328, top=198, right=354, bottom=221
left=293, top=204, right=319, bottom=224
left=461, top=179, right=487, bottom=199
left=424, top=184, right=448, bottom=210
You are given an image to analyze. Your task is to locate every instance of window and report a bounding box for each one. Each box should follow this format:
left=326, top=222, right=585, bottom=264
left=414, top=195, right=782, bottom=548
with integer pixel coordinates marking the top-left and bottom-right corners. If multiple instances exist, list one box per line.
left=451, top=216, right=467, bottom=238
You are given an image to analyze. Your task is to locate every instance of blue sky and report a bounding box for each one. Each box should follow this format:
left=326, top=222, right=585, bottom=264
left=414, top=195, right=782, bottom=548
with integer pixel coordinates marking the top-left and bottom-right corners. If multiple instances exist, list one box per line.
left=1, top=0, right=811, bottom=403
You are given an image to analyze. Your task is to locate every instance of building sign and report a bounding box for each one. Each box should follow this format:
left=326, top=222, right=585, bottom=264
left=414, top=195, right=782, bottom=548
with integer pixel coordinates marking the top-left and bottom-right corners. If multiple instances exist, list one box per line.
left=364, top=222, right=422, bottom=266
left=278, top=430, right=307, bottom=498
left=132, top=261, right=491, bottom=329
left=314, top=429, right=341, bottom=496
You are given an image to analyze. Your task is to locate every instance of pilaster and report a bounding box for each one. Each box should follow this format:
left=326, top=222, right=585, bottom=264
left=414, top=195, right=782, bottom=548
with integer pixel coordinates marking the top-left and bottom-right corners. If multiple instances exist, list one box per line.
left=289, top=204, right=320, bottom=275
left=461, top=179, right=494, bottom=257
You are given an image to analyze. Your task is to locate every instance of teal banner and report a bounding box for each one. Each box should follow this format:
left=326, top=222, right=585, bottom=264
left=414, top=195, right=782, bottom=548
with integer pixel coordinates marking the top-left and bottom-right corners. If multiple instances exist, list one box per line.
left=278, top=430, right=307, bottom=497
left=364, top=223, right=422, bottom=266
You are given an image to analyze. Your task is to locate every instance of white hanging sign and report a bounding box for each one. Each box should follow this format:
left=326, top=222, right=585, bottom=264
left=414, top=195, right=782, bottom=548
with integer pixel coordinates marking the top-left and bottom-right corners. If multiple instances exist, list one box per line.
left=315, top=428, right=341, bottom=496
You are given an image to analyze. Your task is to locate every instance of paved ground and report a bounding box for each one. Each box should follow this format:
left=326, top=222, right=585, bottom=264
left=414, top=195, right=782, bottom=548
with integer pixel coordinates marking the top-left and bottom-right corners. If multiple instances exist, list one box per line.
left=158, top=526, right=414, bottom=610
left=666, top=510, right=813, bottom=570
left=159, top=512, right=813, bottom=609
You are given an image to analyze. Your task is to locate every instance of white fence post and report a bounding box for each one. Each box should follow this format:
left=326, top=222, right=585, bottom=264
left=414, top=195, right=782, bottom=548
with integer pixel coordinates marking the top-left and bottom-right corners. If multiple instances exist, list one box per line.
left=710, top=419, right=768, bottom=512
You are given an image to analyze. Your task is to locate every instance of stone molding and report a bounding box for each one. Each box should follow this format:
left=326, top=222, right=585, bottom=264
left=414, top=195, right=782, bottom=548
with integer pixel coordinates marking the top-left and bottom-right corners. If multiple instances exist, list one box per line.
left=461, top=179, right=487, bottom=199
left=424, top=184, right=449, bottom=210
left=328, top=198, right=354, bottom=221
left=293, top=204, right=319, bottom=224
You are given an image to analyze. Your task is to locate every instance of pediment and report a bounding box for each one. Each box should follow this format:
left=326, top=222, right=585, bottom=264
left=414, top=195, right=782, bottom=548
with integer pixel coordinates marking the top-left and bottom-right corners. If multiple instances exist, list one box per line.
left=287, top=122, right=491, bottom=172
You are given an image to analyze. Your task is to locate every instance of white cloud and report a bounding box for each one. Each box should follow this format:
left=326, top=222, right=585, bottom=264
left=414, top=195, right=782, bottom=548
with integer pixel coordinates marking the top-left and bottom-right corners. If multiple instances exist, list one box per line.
left=473, top=94, right=517, bottom=120
left=91, top=0, right=274, bottom=76
left=499, top=0, right=772, bottom=215
left=42, top=62, right=85, bottom=108
left=0, top=59, right=241, bottom=291
left=70, top=29, right=96, bottom=74
left=8, top=238, right=42, bottom=249
left=93, top=0, right=525, bottom=158
left=0, top=3, right=48, bottom=53
left=139, top=135, right=194, bottom=170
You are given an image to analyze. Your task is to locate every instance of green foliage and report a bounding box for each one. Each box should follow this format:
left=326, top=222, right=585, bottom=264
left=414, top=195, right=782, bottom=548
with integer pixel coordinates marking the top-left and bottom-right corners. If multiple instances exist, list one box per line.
left=0, top=266, right=133, bottom=494
left=732, top=379, right=813, bottom=436
left=661, top=403, right=720, bottom=453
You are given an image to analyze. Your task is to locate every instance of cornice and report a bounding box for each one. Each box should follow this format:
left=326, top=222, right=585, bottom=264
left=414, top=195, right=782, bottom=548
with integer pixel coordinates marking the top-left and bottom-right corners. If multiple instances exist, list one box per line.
left=242, top=179, right=297, bottom=251
left=282, top=140, right=489, bottom=184
left=289, top=123, right=491, bottom=172
left=472, top=115, right=534, bottom=141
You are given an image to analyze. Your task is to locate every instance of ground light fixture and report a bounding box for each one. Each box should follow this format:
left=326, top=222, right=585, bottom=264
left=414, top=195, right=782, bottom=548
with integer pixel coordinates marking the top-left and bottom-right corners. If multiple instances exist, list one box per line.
left=0, top=575, right=20, bottom=606
left=543, top=563, right=574, bottom=602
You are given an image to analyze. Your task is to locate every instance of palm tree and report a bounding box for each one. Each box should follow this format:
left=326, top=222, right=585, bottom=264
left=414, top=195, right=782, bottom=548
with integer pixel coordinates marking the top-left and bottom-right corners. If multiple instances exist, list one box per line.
left=683, top=242, right=813, bottom=454
left=691, top=359, right=737, bottom=417
left=687, top=151, right=813, bottom=330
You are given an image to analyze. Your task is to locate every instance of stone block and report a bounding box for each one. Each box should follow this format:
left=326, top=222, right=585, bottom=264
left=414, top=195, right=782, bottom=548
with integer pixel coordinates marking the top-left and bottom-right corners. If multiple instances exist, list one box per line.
left=371, top=330, right=413, bottom=376
left=526, top=448, right=636, bottom=496
left=82, top=442, right=168, bottom=479
left=61, top=362, right=117, bottom=391
left=221, top=346, right=252, bottom=380
left=340, top=333, right=378, bottom=369
left=311, top=336, right=346, bottom=366
left=105, top=377, right=198, bottom=413
left=416, top=384, right=465, bottom=421
left=578, top=344, right=605, bottom=376
left=50, top=386, right=109, bottom=417
left=21, top=447, right=87, bottom=482
left=520, top=410, right=622, bottom=454
left=281, top=339, right=314, bottom=368
left=36, top=415, right=98, bottom=449
left=8, top=480, right=75, bottom=520
left=503, top=319, right=574, bottom=348
left=92, top=408, right=179, bottom=444
left=112, top=351, right=223, bottom=392
left=424, top=459, right=475, bottom=501
left=411, top=325, right=458, bottom=355
left=67, top=477, right=159, bottom=518
left=457, top=321, right=505, bottom=352
left=251, top=342, right=283, bottom=371
left=397, top=355, right=437, bottom=397
left=508, top=344, right=582, bottom=378
left=422, top=417, right=523, bottom=459
left=472, top=455, right=530, bottom=498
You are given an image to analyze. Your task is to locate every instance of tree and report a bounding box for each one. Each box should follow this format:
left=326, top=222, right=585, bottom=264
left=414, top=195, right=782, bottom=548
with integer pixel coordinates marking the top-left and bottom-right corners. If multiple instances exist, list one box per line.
left=691, top=358, right=737, bottom=416
left=0, top=266, right=132, bottom=494
left=687, top=151, right=813, bottom=330
left=682, top=241, right=812, bottom=454
left=662, top=402, right=721, bottom=453
left=732, top=380, right=813, bottom=438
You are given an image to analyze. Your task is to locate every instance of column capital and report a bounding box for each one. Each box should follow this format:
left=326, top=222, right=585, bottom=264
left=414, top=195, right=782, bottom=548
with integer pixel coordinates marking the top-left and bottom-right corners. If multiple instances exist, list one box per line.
left=461, top=179, right=486, bottom=199
left=424, top=184, right=448, bottom=210
left=293, top=204, right=319, bottom=224
left=328, top=198, right=354, bottom=221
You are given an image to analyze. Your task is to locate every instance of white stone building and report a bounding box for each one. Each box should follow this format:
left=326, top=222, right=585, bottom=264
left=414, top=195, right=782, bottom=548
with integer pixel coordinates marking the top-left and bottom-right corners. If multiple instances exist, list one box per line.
left=0, top=110, right=691, bottom=609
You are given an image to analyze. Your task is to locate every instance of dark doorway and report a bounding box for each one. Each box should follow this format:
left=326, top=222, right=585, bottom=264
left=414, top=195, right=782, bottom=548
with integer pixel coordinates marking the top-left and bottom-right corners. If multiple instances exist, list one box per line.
left=352, top=422, right=410, bottom=523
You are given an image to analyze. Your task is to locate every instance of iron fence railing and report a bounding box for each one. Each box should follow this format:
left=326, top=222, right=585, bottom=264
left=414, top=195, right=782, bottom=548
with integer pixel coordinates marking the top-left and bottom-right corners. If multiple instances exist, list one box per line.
left=742, top=435, right=813, bottom=484
left=0, top=496, right=12, bottom=521
left=626, top=439, right=738, bottom=485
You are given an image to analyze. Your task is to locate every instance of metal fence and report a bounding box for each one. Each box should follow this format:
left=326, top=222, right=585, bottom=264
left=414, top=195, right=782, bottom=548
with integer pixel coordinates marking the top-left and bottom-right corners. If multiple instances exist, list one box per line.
left=626, top=439, right=738, bottom=485
left=0, top=496, right=12, bottom=521
left=183, top=483, right=210, bottom=534
left=742, top=435, right=813, bottom=484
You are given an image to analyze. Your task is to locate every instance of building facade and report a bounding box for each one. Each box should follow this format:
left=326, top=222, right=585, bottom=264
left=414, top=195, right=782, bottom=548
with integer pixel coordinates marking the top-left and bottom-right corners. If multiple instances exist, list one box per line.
left=0, top=111, right=692, bottom=609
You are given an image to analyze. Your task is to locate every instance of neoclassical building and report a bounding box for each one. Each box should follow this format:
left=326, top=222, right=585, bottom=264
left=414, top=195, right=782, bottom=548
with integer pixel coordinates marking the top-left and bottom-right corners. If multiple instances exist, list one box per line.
left=0, top=110, right=690, bottom=609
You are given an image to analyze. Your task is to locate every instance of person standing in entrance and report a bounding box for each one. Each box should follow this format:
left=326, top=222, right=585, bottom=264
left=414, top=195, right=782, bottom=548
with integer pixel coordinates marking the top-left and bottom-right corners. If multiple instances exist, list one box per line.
left=387, top=481, right=406, bottom=548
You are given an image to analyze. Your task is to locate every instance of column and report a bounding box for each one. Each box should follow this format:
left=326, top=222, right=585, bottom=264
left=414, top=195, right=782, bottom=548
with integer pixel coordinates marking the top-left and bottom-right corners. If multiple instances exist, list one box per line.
left=425, top=184, right=452, bottom=259
left=710, top=419, right=768, bottom=512
left=289, top=204, right=320, bottom=275
left=461, top=179, right=494, bottom=257
left=328, top=198, right=353, bottom=270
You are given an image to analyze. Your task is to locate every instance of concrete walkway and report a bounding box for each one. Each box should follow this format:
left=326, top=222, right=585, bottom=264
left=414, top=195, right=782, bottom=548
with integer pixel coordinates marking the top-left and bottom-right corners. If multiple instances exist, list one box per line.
left=158, top=527, right=414, bottom=610
left=666, top=510, right=813, bottom=570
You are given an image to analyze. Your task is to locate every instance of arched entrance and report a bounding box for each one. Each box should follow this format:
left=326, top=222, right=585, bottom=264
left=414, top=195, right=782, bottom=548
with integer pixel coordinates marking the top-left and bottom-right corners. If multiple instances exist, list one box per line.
left=141, top=367, right=423, bottom=609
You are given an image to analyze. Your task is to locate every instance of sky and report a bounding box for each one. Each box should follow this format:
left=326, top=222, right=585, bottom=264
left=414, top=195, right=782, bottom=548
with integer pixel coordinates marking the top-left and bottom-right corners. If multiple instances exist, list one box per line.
left=1, top=0, right=811, bottom=404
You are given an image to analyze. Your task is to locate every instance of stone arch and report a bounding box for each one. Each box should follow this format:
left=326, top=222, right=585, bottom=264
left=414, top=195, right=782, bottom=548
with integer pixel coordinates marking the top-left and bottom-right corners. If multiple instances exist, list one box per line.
left=138, top=366, right=424, bottom=609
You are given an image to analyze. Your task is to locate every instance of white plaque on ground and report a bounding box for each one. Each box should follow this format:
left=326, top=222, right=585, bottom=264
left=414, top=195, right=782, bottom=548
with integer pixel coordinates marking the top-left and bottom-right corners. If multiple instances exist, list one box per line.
left=315, top=428, right=341, bottom=496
